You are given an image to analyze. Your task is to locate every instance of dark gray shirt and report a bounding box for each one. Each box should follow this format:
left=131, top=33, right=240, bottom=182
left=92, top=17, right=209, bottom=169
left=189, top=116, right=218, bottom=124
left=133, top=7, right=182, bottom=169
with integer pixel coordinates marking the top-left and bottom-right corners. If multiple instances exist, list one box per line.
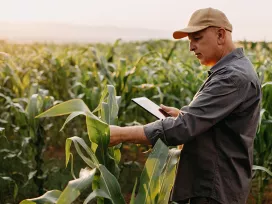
left=144, top=48, right=261, bottom=204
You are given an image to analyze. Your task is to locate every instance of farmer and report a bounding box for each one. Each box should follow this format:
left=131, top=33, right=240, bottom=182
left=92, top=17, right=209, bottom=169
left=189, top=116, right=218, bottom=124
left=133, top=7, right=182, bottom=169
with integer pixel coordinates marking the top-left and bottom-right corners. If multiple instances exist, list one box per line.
left=110, top=8, right=261, bottom=204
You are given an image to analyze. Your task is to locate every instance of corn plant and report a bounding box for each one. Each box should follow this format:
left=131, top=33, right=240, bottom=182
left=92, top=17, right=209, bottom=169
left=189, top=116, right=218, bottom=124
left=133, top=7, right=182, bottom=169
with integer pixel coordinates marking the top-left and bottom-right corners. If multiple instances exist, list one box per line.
left=0, top=84, right=55, bottom=203
left=19, top=85, right=180, bottom=204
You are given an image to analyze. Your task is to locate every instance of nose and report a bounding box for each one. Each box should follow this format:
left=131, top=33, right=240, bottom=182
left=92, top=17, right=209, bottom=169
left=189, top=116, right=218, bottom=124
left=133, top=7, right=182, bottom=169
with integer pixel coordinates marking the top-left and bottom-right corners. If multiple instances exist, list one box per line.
left=190, top=41, right=196, bottom=52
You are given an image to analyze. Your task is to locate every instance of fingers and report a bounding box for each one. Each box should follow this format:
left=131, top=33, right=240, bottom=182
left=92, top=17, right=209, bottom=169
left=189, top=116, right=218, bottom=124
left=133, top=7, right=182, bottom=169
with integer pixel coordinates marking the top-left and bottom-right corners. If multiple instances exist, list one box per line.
left=160, top=104, right=181, bottom=117
left=160, top=104, right=170, bottom=111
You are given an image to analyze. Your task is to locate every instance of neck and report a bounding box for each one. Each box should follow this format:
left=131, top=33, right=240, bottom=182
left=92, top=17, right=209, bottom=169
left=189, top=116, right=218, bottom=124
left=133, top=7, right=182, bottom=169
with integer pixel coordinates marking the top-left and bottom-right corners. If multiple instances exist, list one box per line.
left=220, top=43, right=236, bottom=59
left=210, top=42, right=236, bottom=67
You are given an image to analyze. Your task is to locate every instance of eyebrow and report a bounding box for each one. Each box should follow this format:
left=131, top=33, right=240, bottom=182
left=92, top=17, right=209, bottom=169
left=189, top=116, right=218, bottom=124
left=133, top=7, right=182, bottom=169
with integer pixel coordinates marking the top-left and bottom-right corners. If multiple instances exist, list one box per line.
left=188, top=32, right=202, bottom=39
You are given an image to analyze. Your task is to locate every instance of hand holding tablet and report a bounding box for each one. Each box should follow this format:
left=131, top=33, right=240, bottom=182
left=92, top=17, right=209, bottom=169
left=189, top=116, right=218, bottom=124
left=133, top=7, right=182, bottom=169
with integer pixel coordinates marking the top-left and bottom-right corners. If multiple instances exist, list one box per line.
left=131, top=97, right=171, bottom=120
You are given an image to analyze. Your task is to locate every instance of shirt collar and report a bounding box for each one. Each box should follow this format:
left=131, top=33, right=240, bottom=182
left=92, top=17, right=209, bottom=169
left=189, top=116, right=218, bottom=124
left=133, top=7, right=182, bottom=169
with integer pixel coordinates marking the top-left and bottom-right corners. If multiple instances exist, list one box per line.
left=208, top=48, right=245, bottom=75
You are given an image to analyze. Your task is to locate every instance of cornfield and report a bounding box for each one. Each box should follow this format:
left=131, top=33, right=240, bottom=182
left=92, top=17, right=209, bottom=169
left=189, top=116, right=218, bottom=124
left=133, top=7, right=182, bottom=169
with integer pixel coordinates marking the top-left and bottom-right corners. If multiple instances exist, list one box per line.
left=0, top=39, right=271, bottom=204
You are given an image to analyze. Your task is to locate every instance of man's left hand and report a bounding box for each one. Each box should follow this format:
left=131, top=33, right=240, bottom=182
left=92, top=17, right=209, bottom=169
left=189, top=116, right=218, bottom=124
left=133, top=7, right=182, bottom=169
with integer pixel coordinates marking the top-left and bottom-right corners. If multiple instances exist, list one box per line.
left=109, top=125, right=123, bottom=146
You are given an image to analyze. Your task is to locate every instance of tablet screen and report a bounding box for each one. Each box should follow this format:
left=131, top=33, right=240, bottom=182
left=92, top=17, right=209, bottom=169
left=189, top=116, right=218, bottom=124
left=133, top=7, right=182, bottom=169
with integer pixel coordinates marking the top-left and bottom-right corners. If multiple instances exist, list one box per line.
left=131, top=97, right=170, bottom=120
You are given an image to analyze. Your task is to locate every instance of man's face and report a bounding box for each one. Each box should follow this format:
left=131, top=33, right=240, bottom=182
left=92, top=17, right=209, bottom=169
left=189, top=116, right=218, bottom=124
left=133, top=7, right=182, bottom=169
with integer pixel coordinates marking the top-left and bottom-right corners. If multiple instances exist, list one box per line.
left=188, top=27, right=220, bottom=66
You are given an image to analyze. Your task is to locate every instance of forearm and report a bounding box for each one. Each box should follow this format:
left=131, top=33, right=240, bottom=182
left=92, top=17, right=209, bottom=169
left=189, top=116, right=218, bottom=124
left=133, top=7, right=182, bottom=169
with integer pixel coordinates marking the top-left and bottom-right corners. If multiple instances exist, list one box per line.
left=110, top=125, right=151, bottom=146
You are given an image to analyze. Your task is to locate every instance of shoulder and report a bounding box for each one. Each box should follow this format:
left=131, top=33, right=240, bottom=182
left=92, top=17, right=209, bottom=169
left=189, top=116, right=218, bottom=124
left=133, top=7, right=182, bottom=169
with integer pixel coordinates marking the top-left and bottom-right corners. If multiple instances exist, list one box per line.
left=211, top=64, right=253, bottom=89
left=208, top=67, right=240, bottom=89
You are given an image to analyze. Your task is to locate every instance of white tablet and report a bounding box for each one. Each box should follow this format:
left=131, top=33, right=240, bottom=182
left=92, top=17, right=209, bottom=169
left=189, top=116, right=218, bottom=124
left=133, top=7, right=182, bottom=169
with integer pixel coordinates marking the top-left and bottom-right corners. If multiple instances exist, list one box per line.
left=131, top=97, right=170, bottom=120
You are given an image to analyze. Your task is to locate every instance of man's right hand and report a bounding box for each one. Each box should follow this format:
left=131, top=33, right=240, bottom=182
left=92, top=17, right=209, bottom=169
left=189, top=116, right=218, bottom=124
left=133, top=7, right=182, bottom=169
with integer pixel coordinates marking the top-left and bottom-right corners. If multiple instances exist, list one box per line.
left=160, top=104, right=181, bottom=117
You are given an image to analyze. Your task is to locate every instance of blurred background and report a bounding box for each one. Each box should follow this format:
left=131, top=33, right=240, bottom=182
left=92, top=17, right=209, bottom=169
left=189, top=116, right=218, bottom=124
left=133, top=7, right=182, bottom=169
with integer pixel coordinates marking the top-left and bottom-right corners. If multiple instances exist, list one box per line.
left=0, top=0, right=272, bottom=43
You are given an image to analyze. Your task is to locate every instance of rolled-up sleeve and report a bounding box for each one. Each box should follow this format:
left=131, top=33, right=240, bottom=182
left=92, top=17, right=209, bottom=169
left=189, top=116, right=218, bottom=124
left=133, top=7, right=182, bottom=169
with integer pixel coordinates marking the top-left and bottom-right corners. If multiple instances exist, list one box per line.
left=144, top=71, right=244, bottom=146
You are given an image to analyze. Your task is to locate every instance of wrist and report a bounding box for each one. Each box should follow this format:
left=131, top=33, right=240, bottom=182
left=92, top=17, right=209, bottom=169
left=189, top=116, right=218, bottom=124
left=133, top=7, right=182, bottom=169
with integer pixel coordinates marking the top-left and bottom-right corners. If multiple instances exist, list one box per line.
left=118, top=126, right=125, bottom=143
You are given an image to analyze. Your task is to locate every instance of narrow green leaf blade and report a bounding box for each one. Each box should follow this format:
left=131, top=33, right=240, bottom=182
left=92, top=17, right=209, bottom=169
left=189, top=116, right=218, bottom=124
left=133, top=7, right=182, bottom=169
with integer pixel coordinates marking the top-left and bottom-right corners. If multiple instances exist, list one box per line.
left=19, top=190, right=62, bottom=204
left=157, top=149, right=181, bottom=204
left=129, top=178, right=138, bottom=204
left=1, top=176, right=18, bottom=200
left=66, top=136, right=99, bottom=167
left=86, top=114, right=109, bottom=145
left=253, top=165, right=272, bottom=176
left=107, top=85, right=119, bottom=125
left=135, top=139, right=169, bottom=204
left=26, top=94, right=39, bottom=128
left=86, top=116, right=109, bottom=167
left=83, top=189, right=111, bottom=204
left=92, top=87, right=108, bottom=113
left=56, top=168, right=96, bottom=204
left=98, top=165, right=126, bottom=204
left=60, top=111, right=85, bottom=131
left=36, top=99, right=90, bottom=118
left=261, top=81, right=272, bottom=88
left=65, top=138, right=73, bottom=167
left=101, top=102, right=110, bottom=124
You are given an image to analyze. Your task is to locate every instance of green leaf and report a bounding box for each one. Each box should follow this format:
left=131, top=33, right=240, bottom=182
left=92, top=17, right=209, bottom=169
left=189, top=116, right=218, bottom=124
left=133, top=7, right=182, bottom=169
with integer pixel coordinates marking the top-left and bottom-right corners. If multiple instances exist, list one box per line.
left=98, top=165, right=126, bottom=204
left=93, top=87, right=108, bottom=113
left=69, top=153, right=76, bottom=179
left=65, top=136, right=99, bottom=168
left=261, top=81, right=272, bottom=88
left=86, top=115, right=109, bottom=145
left=60, top=111, right=85, bottom=131
left=56, top=168, right=96, bottom=204
left=26, top=94, right=40, bottom=130
left=86, top=116, right=109, bottom=166
left=129, top=178, right=138, bottom=204
left=157, top=149, right=181, bottom=204
left=107, top=85, right=119, bottom=125
left=113, top=149, right=121, bottom=164
left=36, top=99, right=91, bottom=118
left=83, top=189, right=110, bottom=204
left=4, top=62, right=23, bottom=92
left=0, top=127, right=7, bottom=141
left=116, top=96, right=121, bottom=108
left=65, top=138, right=73, bottom=167
left=28, top=170, right=37, bottom=180
left=35, top=99, right=109, bottom=156
left=101, top=102, right=110, bottom=124
left=253, top=165, right=272, bottom=176
left=19, top=190, right=62, bottom=204
left=19, top=201, right=36, bottom=204
left=135, top=139, right=169, bottom=204
left=1, top=176, right=18, bottom=200
left=257, top=109, right=266, bottom=133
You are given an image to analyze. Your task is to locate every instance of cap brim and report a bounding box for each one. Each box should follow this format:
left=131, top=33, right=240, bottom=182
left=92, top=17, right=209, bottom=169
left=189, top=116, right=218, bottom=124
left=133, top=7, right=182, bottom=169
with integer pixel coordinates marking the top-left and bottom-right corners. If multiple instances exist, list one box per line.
left=173, top=25, right=210, bottom=39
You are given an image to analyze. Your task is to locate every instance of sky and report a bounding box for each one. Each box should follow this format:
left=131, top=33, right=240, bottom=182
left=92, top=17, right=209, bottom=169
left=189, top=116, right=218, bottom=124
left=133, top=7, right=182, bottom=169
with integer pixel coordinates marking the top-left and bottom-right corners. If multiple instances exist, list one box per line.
left=0, top=0, right=271, bottom=41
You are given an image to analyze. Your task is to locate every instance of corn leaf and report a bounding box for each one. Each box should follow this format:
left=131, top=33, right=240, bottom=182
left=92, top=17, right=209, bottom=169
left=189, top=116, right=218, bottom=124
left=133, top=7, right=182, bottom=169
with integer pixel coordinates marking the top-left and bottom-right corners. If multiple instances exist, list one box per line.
left=97, top=164, right=126, bottom=204
left=65, top=136, right=99, bottom=168
left=1, top=176, right=18, bottom=200
left=107, top=85, right=119, bottom=125
left=129, top=178, right=138, bottom=204
left=83, top=189, right=110, bottom=204
left=86, top=116, right=109, bottom=165
left=26, top=94, right=39, bottom=129
left=56, top=168, right=96, bottom=204
left=253, top=165, right=272, bottom=176
left=36, top=99, right=90, bottom=118
left=19, top=190, right=62, bottom=204
left=60, top=111, right=85, bottom=131
left=261, top=81, right=272, bottom=88
left=92, top=87, right=108, bottom=113
left=134, top=139, right=169, bottom=204
left=157, top=149, right=181, bottom=204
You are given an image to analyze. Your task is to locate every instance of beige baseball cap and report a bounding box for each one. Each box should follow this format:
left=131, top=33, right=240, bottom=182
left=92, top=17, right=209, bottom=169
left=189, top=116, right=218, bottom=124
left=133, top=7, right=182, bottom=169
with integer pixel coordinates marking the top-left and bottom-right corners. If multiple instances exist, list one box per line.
left=173, top=7, right=232, bottom=39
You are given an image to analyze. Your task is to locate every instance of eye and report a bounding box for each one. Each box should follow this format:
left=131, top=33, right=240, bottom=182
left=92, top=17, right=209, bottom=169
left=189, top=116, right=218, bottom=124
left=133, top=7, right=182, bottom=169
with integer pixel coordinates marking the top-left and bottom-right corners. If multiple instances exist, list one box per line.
left=194, top=36, right=202, bottom=41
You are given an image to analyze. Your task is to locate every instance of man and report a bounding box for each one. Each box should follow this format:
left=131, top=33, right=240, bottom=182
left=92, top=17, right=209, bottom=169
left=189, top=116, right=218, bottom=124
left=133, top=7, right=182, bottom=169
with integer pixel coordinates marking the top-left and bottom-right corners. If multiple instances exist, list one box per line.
left=110, top=8, right=261, bottom=204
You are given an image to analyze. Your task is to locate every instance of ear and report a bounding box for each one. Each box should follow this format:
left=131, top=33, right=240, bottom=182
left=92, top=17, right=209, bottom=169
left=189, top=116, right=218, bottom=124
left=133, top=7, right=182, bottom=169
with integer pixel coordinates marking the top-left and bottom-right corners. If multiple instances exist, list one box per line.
left=217, top=28, right=226, bottom=45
